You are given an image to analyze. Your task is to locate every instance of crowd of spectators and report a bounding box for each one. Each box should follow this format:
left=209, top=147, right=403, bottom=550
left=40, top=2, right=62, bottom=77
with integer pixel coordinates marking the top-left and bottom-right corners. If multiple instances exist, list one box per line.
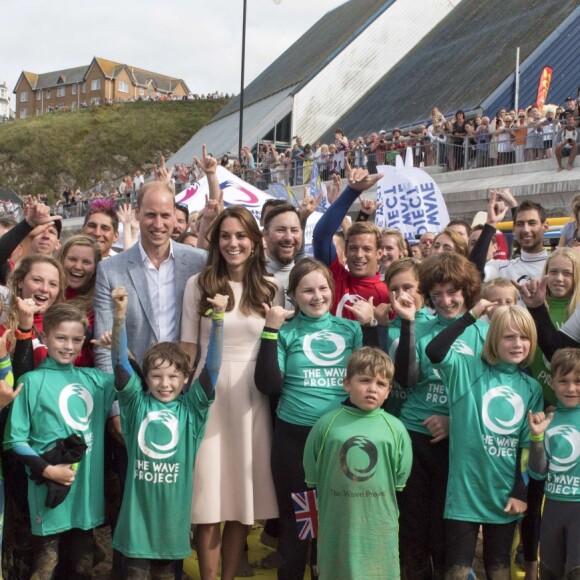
left=228, top=92, right=580, bottom=188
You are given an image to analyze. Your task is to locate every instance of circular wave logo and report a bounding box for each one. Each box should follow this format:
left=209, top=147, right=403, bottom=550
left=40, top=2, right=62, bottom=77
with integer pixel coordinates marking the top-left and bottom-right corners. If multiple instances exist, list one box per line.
left=303, top=330, right=346, bottom=366
left=335, top=293, right=365, bottom=318
left=58, top=384, right=93, bottom=432
left=339, top=436, right=378, bottom=482
left=546, top=424, right=580, bottom=473
left=482, top=386, right=524, bottom=435
left=137, top=410, right=179, bottom=460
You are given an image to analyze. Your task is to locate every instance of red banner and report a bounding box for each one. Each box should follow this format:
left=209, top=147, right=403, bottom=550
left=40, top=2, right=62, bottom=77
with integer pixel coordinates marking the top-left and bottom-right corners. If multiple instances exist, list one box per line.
left=535, top=66, right=553, bottom=110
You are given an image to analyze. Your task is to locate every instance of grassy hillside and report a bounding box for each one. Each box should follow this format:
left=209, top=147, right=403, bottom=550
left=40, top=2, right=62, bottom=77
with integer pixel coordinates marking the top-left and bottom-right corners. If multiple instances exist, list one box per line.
left=0, top=99, right=227, bottom=200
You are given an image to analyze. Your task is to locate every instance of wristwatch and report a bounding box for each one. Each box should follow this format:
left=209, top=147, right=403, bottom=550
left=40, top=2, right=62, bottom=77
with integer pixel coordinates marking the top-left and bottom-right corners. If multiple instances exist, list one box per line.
left=368, top=318, right=378, bottom=328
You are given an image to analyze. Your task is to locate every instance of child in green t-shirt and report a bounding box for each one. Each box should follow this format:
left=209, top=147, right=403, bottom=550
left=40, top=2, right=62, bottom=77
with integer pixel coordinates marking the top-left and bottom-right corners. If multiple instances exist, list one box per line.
left=304, top=347, right=412, bottom=579
left=425, top=302, right=543, bottom=580
left=4, top=303, right=116, bottom=578
left=528, top=347, right=580, bottom=580
left=109, top=286, right=225, bottom=578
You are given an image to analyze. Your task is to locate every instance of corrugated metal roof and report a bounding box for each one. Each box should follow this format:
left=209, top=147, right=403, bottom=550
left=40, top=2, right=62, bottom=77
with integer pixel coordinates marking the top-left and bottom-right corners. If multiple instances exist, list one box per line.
left=483, top=7, right=580, bottom=116
left=318, top=0, right=579, bottom=142
left=214, top=0, right=392, bottom=121
left=167, top=86, right=296, bottom=165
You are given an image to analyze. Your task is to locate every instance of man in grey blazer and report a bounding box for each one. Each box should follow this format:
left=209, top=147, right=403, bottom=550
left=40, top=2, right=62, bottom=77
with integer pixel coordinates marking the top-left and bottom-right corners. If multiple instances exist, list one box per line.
left=93, top=180, right=206, bottom=372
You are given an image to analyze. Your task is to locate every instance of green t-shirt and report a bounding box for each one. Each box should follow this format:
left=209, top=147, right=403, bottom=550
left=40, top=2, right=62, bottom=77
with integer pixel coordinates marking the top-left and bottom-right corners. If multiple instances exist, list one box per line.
left=382, top=308, right=435, bottom=417
left=304, top=403, right=412, bottom=579
left=277, top=312, right=362, bottom=426
left=435, top=352, right=543, bottom=523
left=400, top=315, right=488, bottom=435
left=529, top=403, right=580, bottom=501
left=4, top=358, right=115, bottom=535
left=529, top=296, right=570, bottom=406
left=112, top=371, right=213, bottom=559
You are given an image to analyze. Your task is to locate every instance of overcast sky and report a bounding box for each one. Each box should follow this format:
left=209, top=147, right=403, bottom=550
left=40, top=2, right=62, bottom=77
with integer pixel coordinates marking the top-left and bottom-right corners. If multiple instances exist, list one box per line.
left=2, top=0, right=347, bottom=103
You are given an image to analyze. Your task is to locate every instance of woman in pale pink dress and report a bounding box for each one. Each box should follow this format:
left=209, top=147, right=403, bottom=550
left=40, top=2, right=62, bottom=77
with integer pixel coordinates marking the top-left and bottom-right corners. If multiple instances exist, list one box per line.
left=181, top=206, right=283, bottom=580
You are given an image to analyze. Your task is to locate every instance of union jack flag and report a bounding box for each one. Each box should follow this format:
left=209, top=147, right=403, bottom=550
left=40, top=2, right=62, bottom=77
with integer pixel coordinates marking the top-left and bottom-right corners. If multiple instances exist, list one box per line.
left=291, top=489, right=318, bottom=540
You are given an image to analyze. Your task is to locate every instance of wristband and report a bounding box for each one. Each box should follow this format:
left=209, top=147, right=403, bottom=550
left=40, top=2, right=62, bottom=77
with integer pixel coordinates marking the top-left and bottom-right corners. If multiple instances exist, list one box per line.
left=468, top=310, right=477, bottom=321
left=14, top=328, right=35, bottom=341
left=261, top=331, right=278, bottom=340
left=529, top=433, right=544, bottom=443
left=211, top=312, right=224, bottom=321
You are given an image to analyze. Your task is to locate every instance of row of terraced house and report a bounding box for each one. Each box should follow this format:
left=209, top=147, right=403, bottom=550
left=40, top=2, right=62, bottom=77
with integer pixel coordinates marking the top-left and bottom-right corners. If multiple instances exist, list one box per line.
left=13, top=56, right=190, bottom=119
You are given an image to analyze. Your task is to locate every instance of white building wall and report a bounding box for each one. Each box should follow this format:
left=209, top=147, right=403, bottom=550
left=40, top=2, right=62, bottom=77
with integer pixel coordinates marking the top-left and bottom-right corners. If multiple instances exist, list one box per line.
left=293, top=0, right=463, bottom=143
left=0, top=83, right=10, bottom=119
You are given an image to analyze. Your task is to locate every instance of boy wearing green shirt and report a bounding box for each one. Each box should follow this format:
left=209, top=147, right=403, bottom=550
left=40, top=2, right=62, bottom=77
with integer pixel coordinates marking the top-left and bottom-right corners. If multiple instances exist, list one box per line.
left=304, top=347, right=412, bottom=579
left=528, top=348, right=580, bottom=580
left=4, top=304, right=116, bottom=578
left=109, top=287, right=225, bottom=578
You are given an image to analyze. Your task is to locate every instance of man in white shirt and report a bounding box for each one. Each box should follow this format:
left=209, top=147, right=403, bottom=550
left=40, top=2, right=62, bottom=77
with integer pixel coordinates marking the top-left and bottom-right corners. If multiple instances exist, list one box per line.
left=484, top=200, right=548, bottom=284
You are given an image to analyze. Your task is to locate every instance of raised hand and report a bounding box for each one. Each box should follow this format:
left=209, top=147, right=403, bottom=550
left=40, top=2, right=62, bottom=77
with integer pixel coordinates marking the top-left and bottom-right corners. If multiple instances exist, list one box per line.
left=391, top=291, right=416, bottom=321
left=359, top=198, right=383, bottom=216
left=262, top=304, right=294, bottom=330
left=527, top=409, right=554, bottom=438
left=0, top=379, right=23, bottom=410
left=111, top=287, right=128, bottom=316
left=470, top=298, right=496, bottom=319
left=91, top=331, right=112, bottom=351
left=16, top=297, right=40, bottom=328
left=486, top=190, right=508, bottom=226
left=116, top=203, right=135, bottom=226
left=207, top=294, right=229, bottom=315
left=25, top=200, right=62, bottom=229
left=155, top=156, right=171, bottom=183
left=515, top=276, right=548, bottom=309
left=347, top=166, right=384, bottom=194
left=344, top=296, right=375, bottom=326
left=496, top=188, right=517, bottom=209
left=194, top=144, right=218, bottom=175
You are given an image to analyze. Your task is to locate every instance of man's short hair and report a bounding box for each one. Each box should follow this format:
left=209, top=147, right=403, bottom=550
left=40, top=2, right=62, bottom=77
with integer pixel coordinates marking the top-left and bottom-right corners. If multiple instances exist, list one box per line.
left=447, top=219, right=472, bottom=237
left=263, top=204, right=301, bottom=231
left=175, top=202, right=190, bottom=222
left=260, top=199, right=288, bottom=226
left=513, top=201, right=547, bottom=224
left=143, top=342, right=190, bottom=378
left=43, top=303, right=88, bottom=335
left=345, top=221, right=382, bottom=248
left=83, top=199, right=119, bottom=232
left=551, top=348, right=580, bottom=381
left=346, top=347, right=394, bottom=383
left=137, top=181, right=174, bottom=208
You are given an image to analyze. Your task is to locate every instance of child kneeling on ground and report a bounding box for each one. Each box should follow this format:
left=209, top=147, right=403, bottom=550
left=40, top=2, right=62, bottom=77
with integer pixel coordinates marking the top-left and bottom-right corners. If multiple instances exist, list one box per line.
left=109, top=287, right=225, bottom=579
left=4, top=303, right=116, bottom=578
left=528, top=348, right=580, bottom=580
left=303, top=347, right=412, bottom=579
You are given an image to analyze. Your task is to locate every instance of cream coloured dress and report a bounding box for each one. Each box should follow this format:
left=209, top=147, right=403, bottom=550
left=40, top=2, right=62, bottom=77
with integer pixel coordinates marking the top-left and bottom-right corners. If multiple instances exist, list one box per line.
left=181, top=274, right=283, bottom=524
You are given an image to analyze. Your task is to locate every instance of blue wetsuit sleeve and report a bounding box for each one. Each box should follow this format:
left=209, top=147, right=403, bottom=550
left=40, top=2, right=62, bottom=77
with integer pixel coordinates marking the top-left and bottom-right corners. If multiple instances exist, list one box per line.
left=194, top=315, right=224, bottom=398
left=313, top=186, right=360, bottom=265
left=10, top=445, right=49, bottom=477
left=111, top=315, right=134, bottom=389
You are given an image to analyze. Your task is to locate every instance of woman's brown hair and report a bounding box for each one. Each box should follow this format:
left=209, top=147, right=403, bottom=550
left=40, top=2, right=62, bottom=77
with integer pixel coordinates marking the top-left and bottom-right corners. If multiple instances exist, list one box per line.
left=197, top=206, right=278, bottom=317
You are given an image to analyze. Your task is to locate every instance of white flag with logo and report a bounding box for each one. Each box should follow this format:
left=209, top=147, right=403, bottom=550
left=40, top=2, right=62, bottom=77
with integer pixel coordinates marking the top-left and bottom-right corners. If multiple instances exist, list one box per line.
left=374, top=148, right=449, bottom=240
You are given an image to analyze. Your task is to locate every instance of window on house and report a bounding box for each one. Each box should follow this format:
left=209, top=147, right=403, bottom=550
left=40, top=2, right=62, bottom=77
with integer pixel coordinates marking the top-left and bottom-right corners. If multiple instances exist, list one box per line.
left=36, top=92, right=41, bottom=101
left=139, top=88, right=144, bottom=96
left=71, top=101, right=77, bottom=110
left=36, top=107, right=40, bottom=116
left=72, top=85, right=77, bottom=95
left=91, top=79, right=101, bottom=91
left=20, top=91, right=28, bottom=103
left=118, top=81, right=129, bottom=93
left=56, top=87, right=65, bottom=98
left=82, top=83, right=86, bottom=94
left=46, top=90, right=51, bottom=99
left=21, top=108, right=28, bottom=118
